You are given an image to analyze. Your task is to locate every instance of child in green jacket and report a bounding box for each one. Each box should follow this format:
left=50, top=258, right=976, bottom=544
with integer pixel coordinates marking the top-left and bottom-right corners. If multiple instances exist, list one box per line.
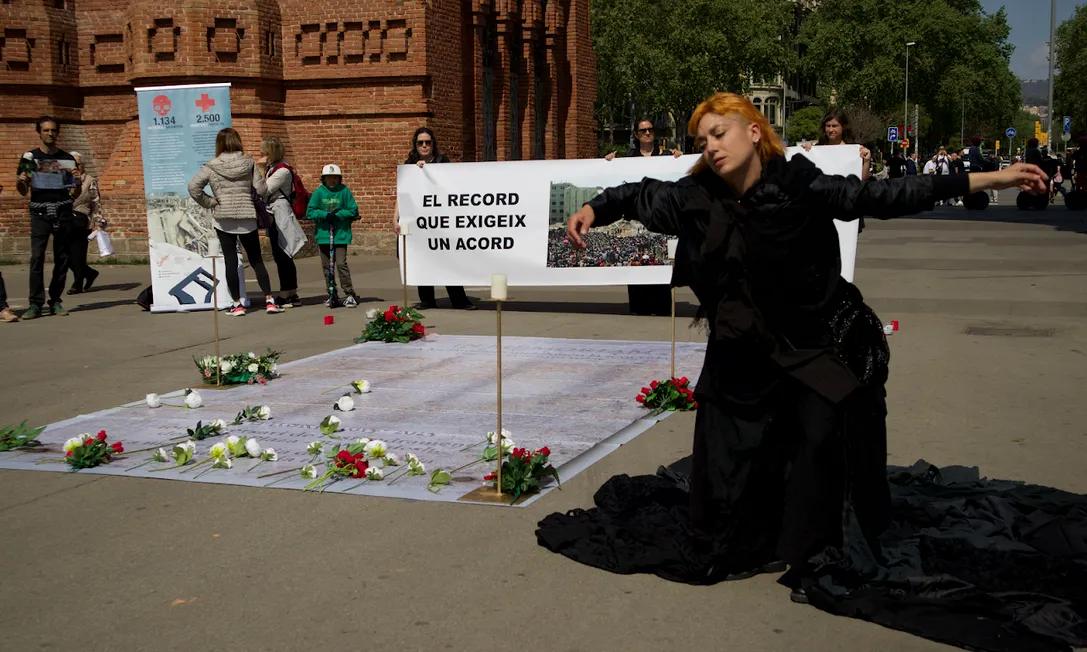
left=306, top=164, right=360, bottom=308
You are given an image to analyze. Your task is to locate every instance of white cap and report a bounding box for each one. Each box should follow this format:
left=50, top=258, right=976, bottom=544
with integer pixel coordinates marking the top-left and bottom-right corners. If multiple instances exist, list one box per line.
left=321, top=163, right=342, bottom=177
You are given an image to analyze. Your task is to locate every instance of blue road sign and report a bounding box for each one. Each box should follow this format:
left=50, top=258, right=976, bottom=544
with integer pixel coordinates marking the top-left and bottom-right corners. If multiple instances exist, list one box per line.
left=888, top=126, right=899, bottom=142
left=1064, top=116, right=1072, bottom=132
left=1005, top=127, right=1017, bottom=139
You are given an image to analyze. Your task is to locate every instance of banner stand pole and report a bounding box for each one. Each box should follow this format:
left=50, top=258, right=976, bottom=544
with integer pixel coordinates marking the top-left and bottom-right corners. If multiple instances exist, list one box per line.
left=495, top=298, right=503, bottom=495
left=670, top=287, right=676, bottom=379
left=401, top=234, right=408, bottom=310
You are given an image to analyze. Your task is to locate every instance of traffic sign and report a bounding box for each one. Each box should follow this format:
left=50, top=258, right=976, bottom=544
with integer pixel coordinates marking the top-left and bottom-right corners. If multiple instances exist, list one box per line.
left=1005, top=127, right=1016, bottom=139
left=1064, top=116, right=1072, bottom=133
left=888, top=126, right=899, bottom=142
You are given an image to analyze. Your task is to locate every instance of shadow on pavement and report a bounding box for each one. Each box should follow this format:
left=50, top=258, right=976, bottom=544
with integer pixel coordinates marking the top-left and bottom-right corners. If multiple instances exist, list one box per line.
left=910, top=202, right=1087, bottom=235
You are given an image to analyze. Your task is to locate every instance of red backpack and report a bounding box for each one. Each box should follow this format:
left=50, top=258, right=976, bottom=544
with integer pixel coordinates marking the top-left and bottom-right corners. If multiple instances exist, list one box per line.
left=269, top=163, right=310, bottom=217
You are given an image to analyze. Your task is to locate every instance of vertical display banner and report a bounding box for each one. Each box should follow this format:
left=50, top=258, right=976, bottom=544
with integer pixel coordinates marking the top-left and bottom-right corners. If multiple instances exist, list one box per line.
left=397, top=145, right=861, bottom=287
left=135, top=83, right=242, bottom=312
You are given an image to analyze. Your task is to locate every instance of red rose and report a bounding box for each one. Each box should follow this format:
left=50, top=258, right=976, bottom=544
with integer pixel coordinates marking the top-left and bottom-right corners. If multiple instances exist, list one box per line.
left=412, top=322, right=425, bottom=335
left=538, top=446, right=551, bottom=457
left=384, top=309, right=396, bottom=322
left=335, top=450, right=352, bottom=464
left=110, top=442, right=124, bottom=453
left=84, top=438, right=94, bottom=447
left=389, top=305, right=400, bottom=312
left=65, top=450, right=72, bottom=457
left=96, top=430, right=108, bottom=442
left=679, top=376, right=689, bottom=386
left=692, top=401, right=699, bottom=409
left=258, top=378, right=267, bottom=385
left=650, top=380, right=659, bottom=389
left=641, top=387, right=652, bottom=395
left=483, top=472, right=496, bottom=481
left=636, top=395, right=645, bottom=403
left=354, top=460, right=369, bottom=476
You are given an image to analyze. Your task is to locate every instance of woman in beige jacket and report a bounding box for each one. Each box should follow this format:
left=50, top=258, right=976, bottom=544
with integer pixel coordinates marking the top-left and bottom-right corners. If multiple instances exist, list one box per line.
left=188, top=128, right=281, bottom=315
left=67, top=152, right=106, bottom=294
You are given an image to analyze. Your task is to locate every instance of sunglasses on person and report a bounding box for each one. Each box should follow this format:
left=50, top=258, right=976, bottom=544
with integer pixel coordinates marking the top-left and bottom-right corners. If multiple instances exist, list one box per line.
left=416, top=139, right=433, bottom=146
left=637, top=127, right=654, bottom=134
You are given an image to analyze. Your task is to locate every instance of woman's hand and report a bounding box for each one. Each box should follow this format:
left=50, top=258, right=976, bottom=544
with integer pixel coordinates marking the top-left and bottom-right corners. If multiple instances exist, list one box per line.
left=566, top=205, right=596, bottom=249
left=416, top=160, right=426, bottom=168
left=394, top=221, right=402, bottom=235
left=604, top=151, right=617, bottom=161
left=859, top=146, right=871, bottom=162
left=801, top=141, right=814, bottom=152
left=671, top=149, right=683, bottom=158
left=973, top=163, right=1048, bottom=194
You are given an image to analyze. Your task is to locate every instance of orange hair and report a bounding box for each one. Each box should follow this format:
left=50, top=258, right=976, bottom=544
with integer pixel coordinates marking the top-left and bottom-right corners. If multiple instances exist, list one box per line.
left=687, top=92, right=785, bottom=175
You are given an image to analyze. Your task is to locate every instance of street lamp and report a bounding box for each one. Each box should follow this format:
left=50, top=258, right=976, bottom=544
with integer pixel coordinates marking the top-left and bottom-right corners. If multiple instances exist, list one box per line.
left=905, top=41, right=916, bottom=156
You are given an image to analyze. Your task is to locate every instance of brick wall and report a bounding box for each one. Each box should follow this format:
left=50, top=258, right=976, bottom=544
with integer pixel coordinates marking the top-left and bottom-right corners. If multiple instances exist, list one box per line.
left=0, top=0, right=595, bottom=260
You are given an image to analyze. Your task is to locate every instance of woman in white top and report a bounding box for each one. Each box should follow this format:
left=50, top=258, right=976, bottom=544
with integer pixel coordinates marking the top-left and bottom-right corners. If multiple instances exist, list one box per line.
left=256, top=136, right=306, bottom=308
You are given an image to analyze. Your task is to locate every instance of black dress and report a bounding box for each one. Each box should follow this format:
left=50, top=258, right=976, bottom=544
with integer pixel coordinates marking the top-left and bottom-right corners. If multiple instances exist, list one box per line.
left=538, top=157, right=1087, bottom=650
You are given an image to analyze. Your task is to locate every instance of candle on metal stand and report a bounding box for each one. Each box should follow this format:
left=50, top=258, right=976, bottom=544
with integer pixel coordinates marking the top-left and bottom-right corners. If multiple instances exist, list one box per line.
left=670, top=286, right=676, bottom=379
left=400, top=221, right=411, bottom=310
left=491, top=273, right=508, bottom=300
left=491, top=272, right=507, bottom=494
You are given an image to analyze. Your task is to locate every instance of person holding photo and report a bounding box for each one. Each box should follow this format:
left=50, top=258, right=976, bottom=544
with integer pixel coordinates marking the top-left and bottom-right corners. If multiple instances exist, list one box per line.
left=15, top=116, right=82, bottom=319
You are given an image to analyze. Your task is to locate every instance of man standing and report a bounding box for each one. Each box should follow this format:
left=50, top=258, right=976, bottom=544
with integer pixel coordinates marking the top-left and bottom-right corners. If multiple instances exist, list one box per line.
left=887, top=150, right=908, bottom=178
left=605, top=119, right=680, bottom=316
left=906, top=152, right=918, bottom=175
left=15, top=116, right=82, bottom=319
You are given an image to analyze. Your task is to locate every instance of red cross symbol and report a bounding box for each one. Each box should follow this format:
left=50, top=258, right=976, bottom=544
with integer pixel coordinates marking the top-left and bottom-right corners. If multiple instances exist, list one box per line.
left=195, top=93, right=216, bottom=112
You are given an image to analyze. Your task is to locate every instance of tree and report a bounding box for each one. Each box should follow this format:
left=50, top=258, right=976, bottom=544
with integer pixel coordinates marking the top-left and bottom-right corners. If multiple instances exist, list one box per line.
left=592, top=0, right=795, bottom=144
left=784, top=105, right=823, bottom=143
left=1055, top=4, right=1087, bottom=137
left=798, top=0, right=1020, bottom=152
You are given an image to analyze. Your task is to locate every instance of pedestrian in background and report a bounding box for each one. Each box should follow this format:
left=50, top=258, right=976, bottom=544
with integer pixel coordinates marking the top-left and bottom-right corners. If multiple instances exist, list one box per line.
left=307, top=163, right=361, bottom=309
left=67, top=151, right=104, bottom=295
left=256, top=136, right=305, bottom=309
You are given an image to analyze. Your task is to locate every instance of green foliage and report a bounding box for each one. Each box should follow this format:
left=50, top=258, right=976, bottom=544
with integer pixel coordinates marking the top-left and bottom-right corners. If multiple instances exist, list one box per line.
left=486, top=447, right=560, bottom=504
left=592, top=0, right=795, bottom=125
left=0, top=421, right=44, bottom=452
left=799, top=1, right=1020, bottom=147
left=355, top=306, right=426, bottom=344
left=1055, top=4, right=1087, bottom=137
left=784, top=106, right=824, bottom=144
left=637, top=377, right=696, bottom=414
left=194, top=349, right=281, bottom=386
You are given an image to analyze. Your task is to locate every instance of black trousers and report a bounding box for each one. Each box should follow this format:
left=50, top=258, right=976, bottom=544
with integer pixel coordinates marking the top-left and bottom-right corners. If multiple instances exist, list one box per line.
left=215, top=229, right=272, bottom=302
left=68, top=215, right=93, bottom=287
left=418, top=285, right=469, bottom=308
left=265, top=222, right=298, bottom=293
left=627, top=284, right=672, bottom=316
left=0, top=270, right=8, bottom=310
left=29, top=215, right=75, bottom=308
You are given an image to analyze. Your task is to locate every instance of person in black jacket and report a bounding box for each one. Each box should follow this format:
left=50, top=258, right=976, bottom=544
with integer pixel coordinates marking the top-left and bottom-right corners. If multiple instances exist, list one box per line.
left=398, top=127, right=475, bottom=311
left=539, top=92, right=1047, bottom=598
left=605, top=119, right=682, bottom=315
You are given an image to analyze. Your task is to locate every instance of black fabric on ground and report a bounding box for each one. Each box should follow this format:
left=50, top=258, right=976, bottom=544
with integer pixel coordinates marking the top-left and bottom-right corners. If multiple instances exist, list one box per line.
left=537, top=460, right=1087, bottom=651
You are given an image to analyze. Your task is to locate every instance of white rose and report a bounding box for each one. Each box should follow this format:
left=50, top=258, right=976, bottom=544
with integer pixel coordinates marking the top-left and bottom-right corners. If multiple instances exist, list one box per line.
left=365, top=308, right=378, bottom=319
left=270, top=363, right=278, bottom=375
left=406, top=452, right=419, bottom=464
left=249, top=352, right=258, bottom=359
left=486, top=428, right=512, bottom=445
left=307, top=441, right=323, bottom=455
left=355, top=437, right=370, bottom=446
left=301, top=464, right=318, bottom=479
left=353, top=379, right=372, bottom=393
left=383, top=453, right=401, bottom=467
left=363, top=440, right=387, bottom=459
left=209, top=442, right=228, bottom=459
left=225, top=435, right=240, bottom=448
left=247, top=363, right=259, bottom=373
left=257, top=406, right=271, bottom=420
left=214, top=457, right=233, bottom=469
left=178, top=440, right=196, bottom=455
left=335, top=396, right=355, bottom=412
left=220, top=361, right=234, bottom=373
left=146, top=393, right=161, bottom=408
left=153, top=448, right=170, bottom=462
left=262, top=448, right=278, bottom=462
left=184, top=391, right=203, bottom=409
left=63, top=436, right=85, bottom=453
left=365, top=467, right=384, bottom=481
left=409, top=460, right=426, bottom=475
left=244, top=439, right=261, bottom=458
left=210, top=419, right=227, bottom=430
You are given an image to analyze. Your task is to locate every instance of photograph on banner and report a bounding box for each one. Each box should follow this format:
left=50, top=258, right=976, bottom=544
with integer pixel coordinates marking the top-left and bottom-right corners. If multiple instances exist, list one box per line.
left=398, top=146, right=861, bottom=286
left=135, top=83, right=242, bottom=312
left=547, top=178, right=671, bottom=269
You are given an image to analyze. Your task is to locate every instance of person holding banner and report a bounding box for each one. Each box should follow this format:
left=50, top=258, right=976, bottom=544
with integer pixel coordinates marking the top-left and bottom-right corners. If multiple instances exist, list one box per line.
left=541, top=92, right=1049, bottom=616
left=187, top=128, right=282, bottom=316
left=400, top=128, right=475, bottom=311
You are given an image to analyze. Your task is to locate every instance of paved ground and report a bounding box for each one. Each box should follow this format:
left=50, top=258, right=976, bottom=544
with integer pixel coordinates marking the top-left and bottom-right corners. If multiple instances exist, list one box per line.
left=2, top=200, right=1086, bottom=651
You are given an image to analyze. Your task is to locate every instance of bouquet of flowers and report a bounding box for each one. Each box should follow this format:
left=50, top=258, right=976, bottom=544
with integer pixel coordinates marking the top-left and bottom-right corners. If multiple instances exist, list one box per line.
left=636, top=376, right=697, bottom=413
left=0, top=420, right=45, bottom=451
left=483, top=446, right=560, bottom=504
left=354, top=306, right=426, bottom=344
left=64, top=430, right=124, bottom=470
left=194, top=349, right=281, bottom=386
left=304, top=443, right=370, bottom=491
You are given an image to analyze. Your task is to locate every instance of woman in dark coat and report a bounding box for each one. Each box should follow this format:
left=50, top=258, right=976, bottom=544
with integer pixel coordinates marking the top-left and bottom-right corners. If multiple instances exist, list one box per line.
left=399, top=127, right=475, bottom=311
left=537, top=94, right=1062, bottom=649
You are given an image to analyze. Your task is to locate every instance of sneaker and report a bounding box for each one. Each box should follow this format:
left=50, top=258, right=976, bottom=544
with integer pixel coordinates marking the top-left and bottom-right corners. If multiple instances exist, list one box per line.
left=285, top=294, right=301, bottom=308
left=83, top=268, right=100, bottom=292
left=49, top=301, right=69, bottom=316
left=266, top=299, right=284, bottom=314
left=0, top=307, right=18, bottom=323
left=342, top=295, right=358, bottom=309
left=21, top=305, right=42, bottom=320
left=325, top=294, right=342, bottom=309
left=227, top=304, right=246, bottom=316
left=412, top=301, right=436, bottom=310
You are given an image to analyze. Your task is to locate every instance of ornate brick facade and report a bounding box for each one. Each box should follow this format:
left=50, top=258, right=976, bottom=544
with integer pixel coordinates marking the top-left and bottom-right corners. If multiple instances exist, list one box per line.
left=0, top=0, right=597, bottom=258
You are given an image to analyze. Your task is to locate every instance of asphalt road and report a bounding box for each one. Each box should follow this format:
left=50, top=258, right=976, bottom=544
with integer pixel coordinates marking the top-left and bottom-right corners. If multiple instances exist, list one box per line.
left=2, top=200, right=1086, bottom=652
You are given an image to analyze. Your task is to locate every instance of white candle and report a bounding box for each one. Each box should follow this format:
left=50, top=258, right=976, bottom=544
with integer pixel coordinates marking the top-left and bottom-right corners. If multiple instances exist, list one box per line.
left=491, top=273, right=508, bottom=300
left=399, top=220, right=411, bottom=236
left=207, top=238, right=221, bottom=257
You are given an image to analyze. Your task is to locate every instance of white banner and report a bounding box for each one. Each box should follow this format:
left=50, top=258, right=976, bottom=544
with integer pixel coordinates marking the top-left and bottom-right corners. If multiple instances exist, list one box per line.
left=397, top=145, right=862, bottom=287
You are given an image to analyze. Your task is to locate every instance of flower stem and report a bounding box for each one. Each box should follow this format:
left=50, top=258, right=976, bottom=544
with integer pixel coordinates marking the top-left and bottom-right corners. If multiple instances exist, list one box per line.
left=342, top=478, right=370, bottom=492
left=147, top=463, right=185, bottom=472
left=385, top=466, right=413, bottom=486
left=120, top=445, right=166, bottom=455
left=450, top=458, right=484, bottom=475
left=124, top=458, right=157, bottom=473
left=257, top=466, right=300, bottom=480
left=248, top=459, right=267, bottom=473
left=35, top=457, right=65, bottom=465
left=460, top=438, right=488, bottom=451
left=194, top=464, right=220, bottom=479
left=178, top=457, right=211, bottom=474
left=320, top=383, right=351, bottom=395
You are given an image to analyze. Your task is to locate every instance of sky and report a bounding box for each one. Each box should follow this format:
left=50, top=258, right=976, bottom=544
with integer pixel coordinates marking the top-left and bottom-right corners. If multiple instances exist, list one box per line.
left=979, top=0, right=1083, bottom=79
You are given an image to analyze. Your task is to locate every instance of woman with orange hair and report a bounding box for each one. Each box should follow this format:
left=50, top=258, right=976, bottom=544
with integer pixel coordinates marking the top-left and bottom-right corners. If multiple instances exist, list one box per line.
left=538, top=94, right=1048, bottom=604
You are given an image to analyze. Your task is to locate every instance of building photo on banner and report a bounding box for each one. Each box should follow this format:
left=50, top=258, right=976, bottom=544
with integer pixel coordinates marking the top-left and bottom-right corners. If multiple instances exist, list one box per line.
left=135, top=82, right=244, bottom=312
left=397, top=145, right=862, bottom=287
